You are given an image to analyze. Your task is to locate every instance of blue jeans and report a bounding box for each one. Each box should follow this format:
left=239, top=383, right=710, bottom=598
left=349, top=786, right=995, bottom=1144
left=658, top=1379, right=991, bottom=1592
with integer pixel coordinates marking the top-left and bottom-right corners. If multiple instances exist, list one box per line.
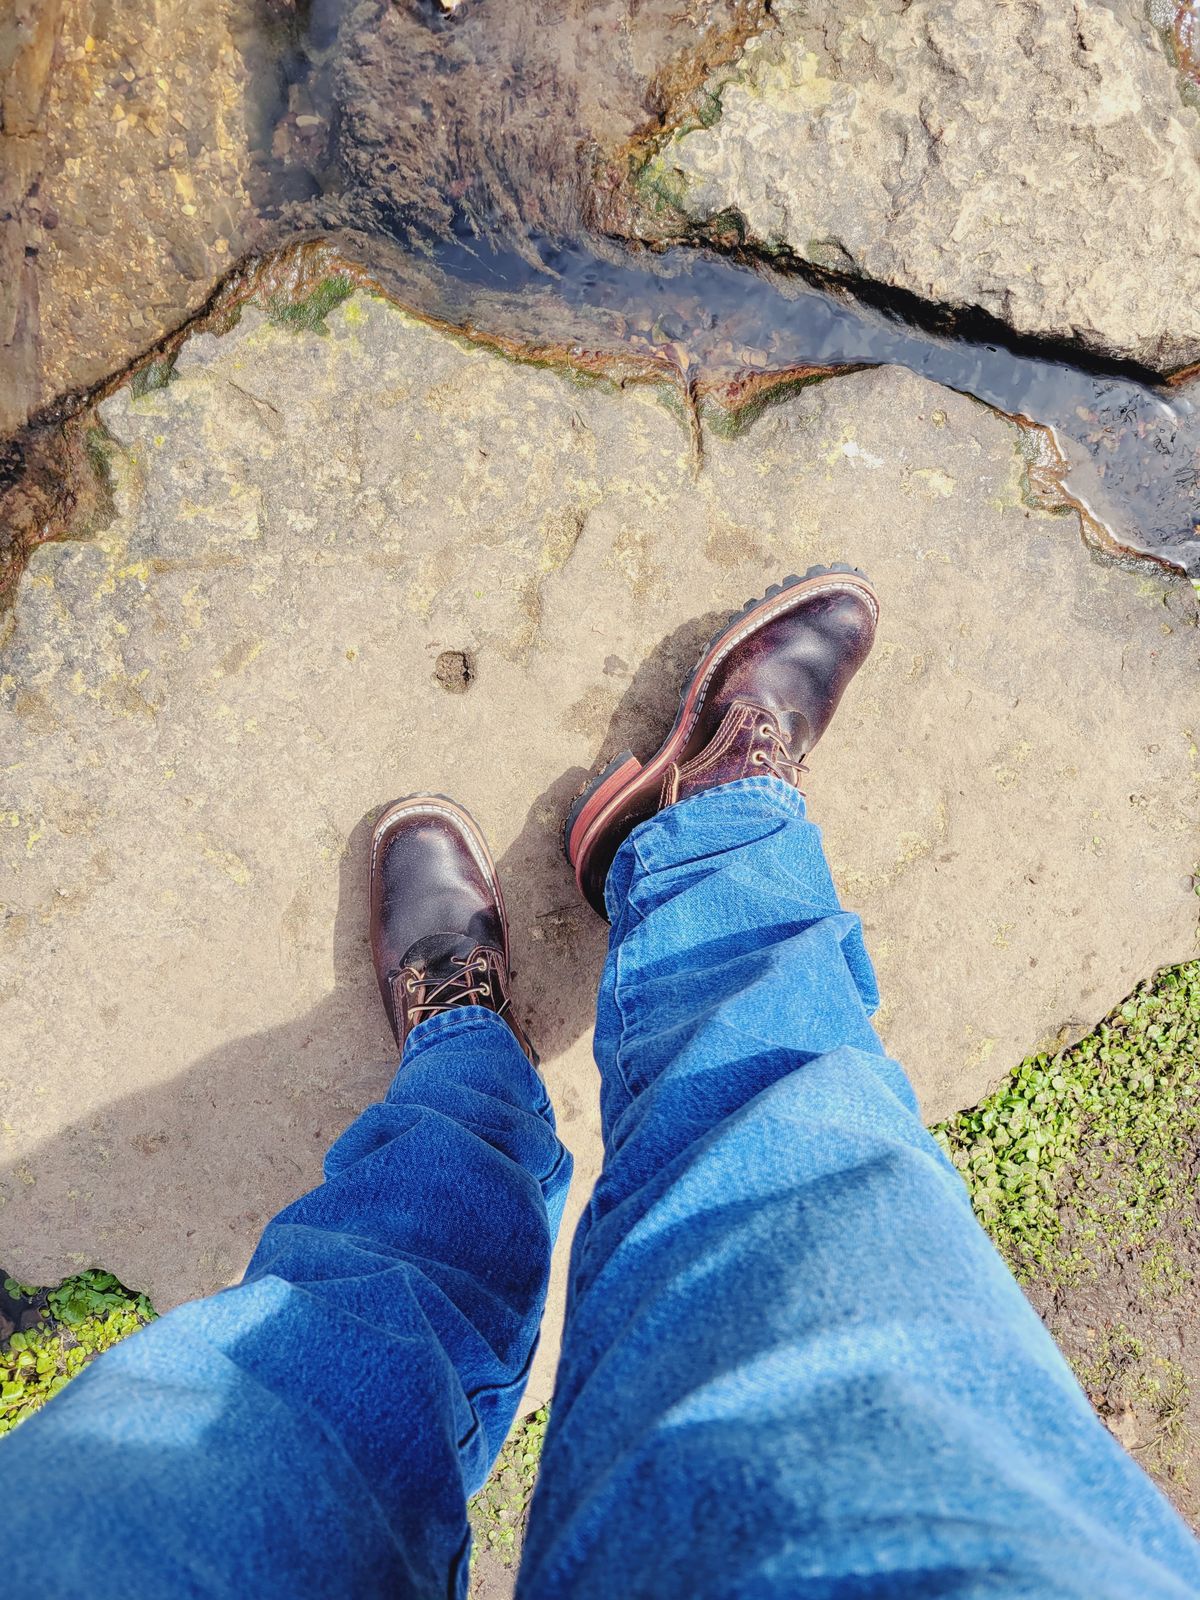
left=5, top=779, right=1198, bottom=1596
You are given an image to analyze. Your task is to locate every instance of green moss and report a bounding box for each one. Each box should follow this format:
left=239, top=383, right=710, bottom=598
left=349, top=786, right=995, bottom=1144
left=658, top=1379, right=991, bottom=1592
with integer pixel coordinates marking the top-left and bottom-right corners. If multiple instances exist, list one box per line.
left=1, top=1271, right=156, bottom=1434
left=634, top=154, right=693, bottom=218
left=559, top=364, right=622, bottom=398
left=83, top=423, right=117, bottom=495
left=130, top=357, right=177, bottom=399
left=467, top=1405, right=548, bottom=1573
left=702, top=371, right=833, bottom=439
left=695, top=88, right=725, bottom=130
left=933, top=961, right=1200, bottom=1281
left=265, top=274, right=356, bottom=335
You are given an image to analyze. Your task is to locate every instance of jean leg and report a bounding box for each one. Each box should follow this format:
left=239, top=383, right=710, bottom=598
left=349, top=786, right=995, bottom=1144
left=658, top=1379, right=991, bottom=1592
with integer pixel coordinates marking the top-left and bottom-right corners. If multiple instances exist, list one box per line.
left=4, top=1008, right=571, bottom=1600
left=518, top=777, right=1200, bottom=1600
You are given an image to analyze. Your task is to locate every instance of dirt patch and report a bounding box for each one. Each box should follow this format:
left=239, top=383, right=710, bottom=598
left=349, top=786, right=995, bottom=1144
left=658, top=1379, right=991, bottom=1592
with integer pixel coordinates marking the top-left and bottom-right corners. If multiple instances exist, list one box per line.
left=435, top=649, right=476, bottom=695
left=1034, top=1245, right=1199, bottom=1522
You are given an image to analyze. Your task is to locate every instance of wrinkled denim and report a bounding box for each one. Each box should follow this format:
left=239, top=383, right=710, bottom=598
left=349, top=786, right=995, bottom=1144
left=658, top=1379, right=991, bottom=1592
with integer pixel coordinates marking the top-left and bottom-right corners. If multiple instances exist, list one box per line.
left=5, top=777, right=1199, bottom=1598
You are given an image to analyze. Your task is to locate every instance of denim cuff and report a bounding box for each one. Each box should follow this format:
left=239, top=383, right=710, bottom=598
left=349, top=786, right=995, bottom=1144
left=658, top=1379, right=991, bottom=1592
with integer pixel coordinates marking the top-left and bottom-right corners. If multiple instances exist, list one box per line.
left=400, top=1004, right=517, bottom=1067
left=604, top=775, right=807, bottom=921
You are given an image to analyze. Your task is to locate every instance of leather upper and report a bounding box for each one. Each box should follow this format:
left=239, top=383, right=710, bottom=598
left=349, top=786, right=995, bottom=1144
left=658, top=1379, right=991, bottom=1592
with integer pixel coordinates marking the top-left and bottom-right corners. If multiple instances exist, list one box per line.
left=664, top=586, right=876, bottom=802
left=369, top=801, right=534, bottom=1061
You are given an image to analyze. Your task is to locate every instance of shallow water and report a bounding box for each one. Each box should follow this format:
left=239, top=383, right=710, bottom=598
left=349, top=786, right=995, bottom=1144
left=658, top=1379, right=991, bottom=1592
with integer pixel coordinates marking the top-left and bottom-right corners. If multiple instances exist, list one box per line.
left=210, top=0, right=1200, bottom=574
left=8, top=0, right=1200, bottom=575
left=344, top=225, right=1200, bottom=574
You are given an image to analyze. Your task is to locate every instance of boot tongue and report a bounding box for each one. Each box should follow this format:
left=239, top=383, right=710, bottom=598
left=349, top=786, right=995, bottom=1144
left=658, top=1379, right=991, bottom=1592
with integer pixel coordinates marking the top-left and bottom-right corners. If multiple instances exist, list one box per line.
left=401, top=930, right=479, bottom=977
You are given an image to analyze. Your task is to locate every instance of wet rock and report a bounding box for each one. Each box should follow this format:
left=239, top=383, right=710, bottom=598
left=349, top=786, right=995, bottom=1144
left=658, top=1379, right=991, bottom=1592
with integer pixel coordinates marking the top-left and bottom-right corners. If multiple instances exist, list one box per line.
left=0, top=0, right=66, bottom=432
left=3, top=0, right=259, bottom=434
left=0, top=297, right=1196, bottom=1404
left=4, top=0, right=761, bottom=440
left=637, top=0, right=1200, bottom=370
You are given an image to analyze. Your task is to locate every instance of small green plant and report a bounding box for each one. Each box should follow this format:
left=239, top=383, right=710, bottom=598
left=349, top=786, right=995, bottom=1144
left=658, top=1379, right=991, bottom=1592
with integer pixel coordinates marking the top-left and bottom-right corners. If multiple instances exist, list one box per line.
left=1071, top=1326, right=1193, bottom=1479
left=1150, top=1358, right=1193, bottom=1472
left=1140, top=1239, right=1193, bottom=1301
left=468, top=1406, right=549, bottom=1573
left=933, top=961, right=1200, bottom=1279
left=266, top=274, right=355, bottom=335
left=1, top=1270, right=156, bottom=1435
left=1071, top=1322, right=1147, bottom=1399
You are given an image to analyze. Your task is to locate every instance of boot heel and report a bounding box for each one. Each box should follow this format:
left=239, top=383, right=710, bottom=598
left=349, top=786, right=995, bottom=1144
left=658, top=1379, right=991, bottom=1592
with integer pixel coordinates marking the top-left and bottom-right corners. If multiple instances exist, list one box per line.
left=563, top=751, right=642, bottom=867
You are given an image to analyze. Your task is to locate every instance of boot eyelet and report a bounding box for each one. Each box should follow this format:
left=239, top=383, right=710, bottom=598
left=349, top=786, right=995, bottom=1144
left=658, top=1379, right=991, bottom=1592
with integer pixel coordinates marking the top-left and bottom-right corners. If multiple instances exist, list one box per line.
left=479, top=983, right=491, bottom=997
left=751, top=752, right=766, bottom=765
left=405, top=979, right=417, bottom=994
left=759, top=723, right=773, bottom=737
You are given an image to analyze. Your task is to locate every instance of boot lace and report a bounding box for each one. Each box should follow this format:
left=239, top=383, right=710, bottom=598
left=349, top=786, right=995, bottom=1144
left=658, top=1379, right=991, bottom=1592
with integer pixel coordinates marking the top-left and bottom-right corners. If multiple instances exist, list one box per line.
left=750, top=721, right=810, bottom=786
left=400, top=953, right=506, bottom=1025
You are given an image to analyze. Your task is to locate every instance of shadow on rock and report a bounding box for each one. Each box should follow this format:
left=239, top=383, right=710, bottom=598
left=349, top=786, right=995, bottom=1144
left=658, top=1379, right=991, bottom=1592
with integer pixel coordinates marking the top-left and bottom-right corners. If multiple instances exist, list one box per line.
left=0, top=608, right=725, bottom=1306
left=498, top=606, right=725, bottom=1064
left=1, top=810, right=392, bottom=1302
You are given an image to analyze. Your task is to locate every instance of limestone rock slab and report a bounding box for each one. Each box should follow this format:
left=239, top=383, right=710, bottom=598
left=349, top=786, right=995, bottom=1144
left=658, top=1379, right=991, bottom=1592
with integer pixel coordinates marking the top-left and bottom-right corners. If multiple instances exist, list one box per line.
left=8, top=0, right=256, bottom=435
left=1, top=297, right=1196, bottom=1403
left=640, top=0, right=1200, bottom=370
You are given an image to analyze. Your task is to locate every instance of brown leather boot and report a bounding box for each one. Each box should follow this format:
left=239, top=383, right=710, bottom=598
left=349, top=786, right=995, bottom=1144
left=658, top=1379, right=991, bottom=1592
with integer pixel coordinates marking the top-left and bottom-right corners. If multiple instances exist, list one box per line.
left=369, top=795, right=537, bottom=1061
left=564, top=565, right=878, bottom=918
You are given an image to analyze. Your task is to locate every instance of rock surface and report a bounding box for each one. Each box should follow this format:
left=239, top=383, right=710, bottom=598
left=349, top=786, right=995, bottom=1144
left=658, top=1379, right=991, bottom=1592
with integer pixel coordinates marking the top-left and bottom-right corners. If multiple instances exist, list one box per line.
left=1, top=0, right=256, bottom=435
left=0, top=0, right=63, bottom=432
left=639, top=0, right=1200, bottom=370
left=1, top=296, right=1196, bottom=1401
